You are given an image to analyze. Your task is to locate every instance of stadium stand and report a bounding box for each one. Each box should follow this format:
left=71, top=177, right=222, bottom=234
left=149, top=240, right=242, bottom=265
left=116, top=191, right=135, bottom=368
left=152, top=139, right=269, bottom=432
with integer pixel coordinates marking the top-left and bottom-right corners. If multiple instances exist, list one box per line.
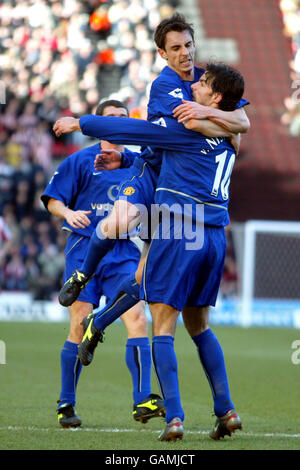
left=0, top=0, right=178, bottom=299
left=0, top=0, right=298, bottom=301
left=197, top=0, right=300, bottom=223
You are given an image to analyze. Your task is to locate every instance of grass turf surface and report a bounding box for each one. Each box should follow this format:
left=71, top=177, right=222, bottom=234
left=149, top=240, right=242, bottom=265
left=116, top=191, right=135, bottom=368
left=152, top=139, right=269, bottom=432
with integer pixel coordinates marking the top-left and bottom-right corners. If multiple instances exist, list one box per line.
left=0, top=321, right=299, bottom=451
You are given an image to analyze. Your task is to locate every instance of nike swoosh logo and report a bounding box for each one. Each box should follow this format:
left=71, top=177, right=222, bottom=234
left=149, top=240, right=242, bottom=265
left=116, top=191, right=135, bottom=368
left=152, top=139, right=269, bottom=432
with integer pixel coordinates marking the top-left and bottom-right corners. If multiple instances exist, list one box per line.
left=93, top=172, right=102, bottom=175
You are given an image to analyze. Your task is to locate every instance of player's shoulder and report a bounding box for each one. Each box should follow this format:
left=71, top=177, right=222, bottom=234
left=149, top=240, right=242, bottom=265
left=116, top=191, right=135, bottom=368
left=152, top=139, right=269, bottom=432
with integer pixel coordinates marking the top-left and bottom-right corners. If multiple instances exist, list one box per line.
left=71, top=142, right=100, bottom=159
left=64, top=142, right=100, bottom=167
left=151, top=66, right=183, bottom=88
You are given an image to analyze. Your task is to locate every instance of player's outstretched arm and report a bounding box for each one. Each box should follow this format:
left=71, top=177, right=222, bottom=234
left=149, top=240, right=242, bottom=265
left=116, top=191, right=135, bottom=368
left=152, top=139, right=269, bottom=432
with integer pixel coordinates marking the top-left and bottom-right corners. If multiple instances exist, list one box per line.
left=47, top=198, right=91, bottom=229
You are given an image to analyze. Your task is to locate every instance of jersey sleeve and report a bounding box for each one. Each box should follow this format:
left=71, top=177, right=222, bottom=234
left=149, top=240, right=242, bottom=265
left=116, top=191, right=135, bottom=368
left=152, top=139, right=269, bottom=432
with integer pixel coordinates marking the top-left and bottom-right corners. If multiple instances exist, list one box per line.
left=236, top=98, right=249, bottom=108
left=147, top=75, right=191, bottom=121
left=121, top=148, right=140, bottom=168
left=79, top=115, right=210, bottom=152
left=41, top=154, right=82, bottom=210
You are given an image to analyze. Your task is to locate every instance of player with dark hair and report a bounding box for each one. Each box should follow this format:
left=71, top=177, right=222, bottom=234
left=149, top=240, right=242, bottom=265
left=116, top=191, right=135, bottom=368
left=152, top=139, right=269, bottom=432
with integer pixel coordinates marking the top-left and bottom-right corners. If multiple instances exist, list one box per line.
left=53, top=13, right=249, bottom=441
left=41, top=100, right=165, bottom=428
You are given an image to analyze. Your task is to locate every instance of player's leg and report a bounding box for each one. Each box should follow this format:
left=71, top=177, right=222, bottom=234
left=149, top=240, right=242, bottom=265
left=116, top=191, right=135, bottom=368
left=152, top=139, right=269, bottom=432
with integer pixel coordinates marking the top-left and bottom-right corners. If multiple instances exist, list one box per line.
left=150, top=302, right=184, bottom=441
left=58, top=200, right=141, bottom=307
left=57, top=300, right=93, bottom=428
left=182, top=305, right=242, bottom=439
left=93, top=244, right=148, bottom=331
left=78, top=245, right=149, bottom=366
left=182, top=225, right=242, bottom=439
left=120, top=301, right=165, bottom=423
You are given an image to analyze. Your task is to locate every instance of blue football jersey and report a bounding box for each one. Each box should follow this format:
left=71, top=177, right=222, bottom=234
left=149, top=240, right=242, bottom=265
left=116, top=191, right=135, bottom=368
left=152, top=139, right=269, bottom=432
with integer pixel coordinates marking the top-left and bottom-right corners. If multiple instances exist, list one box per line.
left=41, top=143, right=137, bottom=237
left=147, top=66, right=205, bottom=123
left=79, top=116, right=238, bottom=226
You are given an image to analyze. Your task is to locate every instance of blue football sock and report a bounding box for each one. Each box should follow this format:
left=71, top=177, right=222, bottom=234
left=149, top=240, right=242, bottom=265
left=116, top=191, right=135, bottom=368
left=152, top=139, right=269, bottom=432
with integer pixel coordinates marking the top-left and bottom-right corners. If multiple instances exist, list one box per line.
left=94, top=275, right=139, bottom=331
left=59, top=341, right=82, bottom=407
left=192, top=328, right=234, bottom=417
left=126, top=337, right=152, bottom=405
left=152, top=336, right=184, bottom=423
left=80, top=230, right=115, bottom=278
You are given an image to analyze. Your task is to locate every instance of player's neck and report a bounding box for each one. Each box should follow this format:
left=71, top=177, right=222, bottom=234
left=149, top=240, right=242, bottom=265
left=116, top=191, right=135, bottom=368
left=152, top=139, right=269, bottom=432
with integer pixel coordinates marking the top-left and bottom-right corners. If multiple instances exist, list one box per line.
left=169, top=65, right=194, bottom=82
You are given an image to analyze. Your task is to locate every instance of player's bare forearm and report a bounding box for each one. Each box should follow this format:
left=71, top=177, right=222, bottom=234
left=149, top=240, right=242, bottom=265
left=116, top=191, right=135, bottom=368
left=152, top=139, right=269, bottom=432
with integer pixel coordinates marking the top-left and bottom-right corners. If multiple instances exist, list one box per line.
left=184, top=118, right=234, bottom=137
left=207, top=107, right=250, bottom=134
left=53, top=117, right=81, bottom=137
left=174, top=101, right=250, bottom=134
left=48, top=198, right=91, bottom=229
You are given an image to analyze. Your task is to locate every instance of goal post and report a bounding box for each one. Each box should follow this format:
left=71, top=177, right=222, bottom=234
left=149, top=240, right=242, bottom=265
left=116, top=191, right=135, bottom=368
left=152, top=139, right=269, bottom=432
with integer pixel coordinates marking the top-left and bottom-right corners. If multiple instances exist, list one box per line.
left=231, top=220, right=300, bottom=328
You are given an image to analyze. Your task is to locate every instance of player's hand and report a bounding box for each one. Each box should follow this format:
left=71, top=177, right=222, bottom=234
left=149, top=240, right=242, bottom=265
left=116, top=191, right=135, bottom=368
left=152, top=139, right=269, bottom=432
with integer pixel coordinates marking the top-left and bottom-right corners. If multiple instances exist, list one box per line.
left=53, top=117, right=81, bottom=137
left=173, top=100, right=210, bottom=123
left=65, top=209, right=91, bottom=229
left=94, top=149, right=122, bottom=171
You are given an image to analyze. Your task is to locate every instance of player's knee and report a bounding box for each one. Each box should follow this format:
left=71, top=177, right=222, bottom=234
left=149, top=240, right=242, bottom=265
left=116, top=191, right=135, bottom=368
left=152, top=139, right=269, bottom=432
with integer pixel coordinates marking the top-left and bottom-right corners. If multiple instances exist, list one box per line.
left=122, top=302, right=148, bottom=337
left=182, top=306, right=210, bottom=336
left=150, top=303, right=179, bottom=337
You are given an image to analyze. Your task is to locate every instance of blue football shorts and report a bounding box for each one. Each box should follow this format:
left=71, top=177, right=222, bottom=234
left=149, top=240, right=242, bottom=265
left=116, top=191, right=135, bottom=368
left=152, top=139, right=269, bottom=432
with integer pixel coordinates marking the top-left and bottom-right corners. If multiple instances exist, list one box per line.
left=140, top=221, right=226, bottom=311
left=63, top=232, right=140, bottom=308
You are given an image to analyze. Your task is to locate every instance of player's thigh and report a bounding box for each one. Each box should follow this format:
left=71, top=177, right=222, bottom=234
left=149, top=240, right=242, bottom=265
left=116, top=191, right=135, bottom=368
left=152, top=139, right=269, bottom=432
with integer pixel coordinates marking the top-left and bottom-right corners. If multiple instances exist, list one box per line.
left=135, top=242, right=149, bottom=284
left=101, top=199, right=141, bottom=238
left=186, top=226, right=226, bottom=308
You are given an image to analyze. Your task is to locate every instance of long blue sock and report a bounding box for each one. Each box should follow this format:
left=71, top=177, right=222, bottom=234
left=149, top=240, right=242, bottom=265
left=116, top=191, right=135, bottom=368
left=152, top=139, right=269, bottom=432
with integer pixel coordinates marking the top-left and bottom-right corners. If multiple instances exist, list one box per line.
left=94, top=275, right=139, bottom=331
left=192, top=328, right=234, bottom=417
left=80, top=230, right=115, bottom=277
left=126, top=337, right=152, bottom=405
left=152, top=336, right=184, bottom=423
left=59, top=341, right=82, bottom=407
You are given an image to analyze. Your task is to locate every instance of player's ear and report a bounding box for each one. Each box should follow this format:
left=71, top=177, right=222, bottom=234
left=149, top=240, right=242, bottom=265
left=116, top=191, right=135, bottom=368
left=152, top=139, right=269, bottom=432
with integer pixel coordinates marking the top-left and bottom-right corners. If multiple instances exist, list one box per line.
left=158, top=48, right=168, bottom=61
left=213, top=92, right=223, bottom=106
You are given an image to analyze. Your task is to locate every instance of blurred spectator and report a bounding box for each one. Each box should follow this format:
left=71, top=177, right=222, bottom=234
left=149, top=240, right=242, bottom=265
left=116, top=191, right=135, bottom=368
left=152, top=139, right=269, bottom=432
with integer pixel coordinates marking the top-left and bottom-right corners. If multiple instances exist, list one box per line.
left=280, top=0, right=300, bottom=136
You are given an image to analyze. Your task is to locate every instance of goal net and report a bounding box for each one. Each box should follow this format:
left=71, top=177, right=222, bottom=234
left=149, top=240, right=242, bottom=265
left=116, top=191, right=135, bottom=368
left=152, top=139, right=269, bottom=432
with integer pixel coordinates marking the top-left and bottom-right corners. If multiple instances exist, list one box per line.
left=230, top=220, right=300, bottom=328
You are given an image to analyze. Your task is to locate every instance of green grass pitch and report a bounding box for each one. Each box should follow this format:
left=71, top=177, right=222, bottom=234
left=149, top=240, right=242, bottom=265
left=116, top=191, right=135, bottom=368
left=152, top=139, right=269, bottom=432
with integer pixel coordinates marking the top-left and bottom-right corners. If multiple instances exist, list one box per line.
left=0, top=321, right=299, bottom=450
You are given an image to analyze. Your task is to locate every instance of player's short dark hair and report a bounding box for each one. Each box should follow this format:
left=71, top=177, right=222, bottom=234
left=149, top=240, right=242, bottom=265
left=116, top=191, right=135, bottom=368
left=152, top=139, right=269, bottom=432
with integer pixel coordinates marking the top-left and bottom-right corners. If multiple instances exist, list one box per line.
left=154, top=12, right=195, bottom=50
left=205, top=63, right=245, bottom=111
left=95, top=99, right=129, bottom=116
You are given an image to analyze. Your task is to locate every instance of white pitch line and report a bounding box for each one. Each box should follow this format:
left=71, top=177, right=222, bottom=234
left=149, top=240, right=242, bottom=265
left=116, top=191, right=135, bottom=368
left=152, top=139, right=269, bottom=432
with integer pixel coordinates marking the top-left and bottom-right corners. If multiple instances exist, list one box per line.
left=1, top=426, right=300, bottom=438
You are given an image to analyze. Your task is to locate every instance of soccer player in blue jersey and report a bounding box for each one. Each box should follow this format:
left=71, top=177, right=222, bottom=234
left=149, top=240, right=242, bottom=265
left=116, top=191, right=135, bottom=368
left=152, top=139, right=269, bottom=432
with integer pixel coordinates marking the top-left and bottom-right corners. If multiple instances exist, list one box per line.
left=53, top=62, right=247, bottom=441
left=53, top=14, right=249, bottom=441
left=41, top=100, right=165, bottom=428
left=56, top=14, right=248, bottom=312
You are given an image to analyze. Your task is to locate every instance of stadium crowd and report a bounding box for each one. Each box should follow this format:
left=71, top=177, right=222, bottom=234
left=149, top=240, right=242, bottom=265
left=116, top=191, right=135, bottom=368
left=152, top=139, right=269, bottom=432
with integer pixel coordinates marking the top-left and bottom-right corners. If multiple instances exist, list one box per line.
left=280, top=0, right=300, bottom=136
left=0, top=0, right=238, bottom=300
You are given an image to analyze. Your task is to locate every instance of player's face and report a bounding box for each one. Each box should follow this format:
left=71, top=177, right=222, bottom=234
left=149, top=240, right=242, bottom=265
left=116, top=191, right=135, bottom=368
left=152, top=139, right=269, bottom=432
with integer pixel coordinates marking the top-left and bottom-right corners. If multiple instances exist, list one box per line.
left=158, top=30, right=195, bottom=80
left=102, top=106, right=128, bottom=118
left=191, top=73, right=221, bottom=107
